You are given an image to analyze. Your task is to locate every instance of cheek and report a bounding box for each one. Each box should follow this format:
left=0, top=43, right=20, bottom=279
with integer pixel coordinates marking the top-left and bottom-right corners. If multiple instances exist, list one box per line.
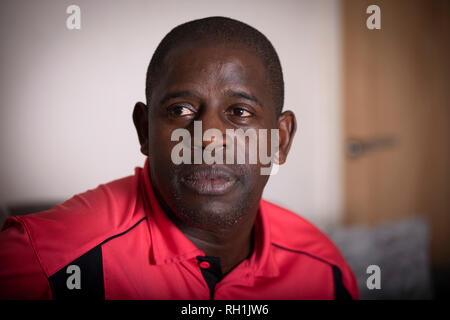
left=240, top=170, right=269, bottom=205
left=238, top=164, right=268, bottom=192
left=148, top=122, right=175, bottom=157
left=147, top=132, right=181, bottom=189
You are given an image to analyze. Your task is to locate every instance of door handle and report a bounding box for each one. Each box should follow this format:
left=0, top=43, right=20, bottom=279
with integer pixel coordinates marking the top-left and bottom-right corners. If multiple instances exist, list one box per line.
left=346, top=137, right=397, bottom=158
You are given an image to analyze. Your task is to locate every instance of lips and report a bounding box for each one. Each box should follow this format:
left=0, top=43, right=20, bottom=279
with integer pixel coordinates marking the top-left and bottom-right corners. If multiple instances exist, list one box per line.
left=180, top=165, right=238, bottom=195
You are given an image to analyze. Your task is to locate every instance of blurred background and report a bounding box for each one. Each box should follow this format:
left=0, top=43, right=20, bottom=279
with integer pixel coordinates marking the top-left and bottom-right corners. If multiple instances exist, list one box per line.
left=0, top=0, right=448, bottom=299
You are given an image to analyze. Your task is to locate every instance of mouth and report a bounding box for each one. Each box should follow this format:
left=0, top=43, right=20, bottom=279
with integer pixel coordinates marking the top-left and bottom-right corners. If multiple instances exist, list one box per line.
left=180, top=165, right=238, bottom=195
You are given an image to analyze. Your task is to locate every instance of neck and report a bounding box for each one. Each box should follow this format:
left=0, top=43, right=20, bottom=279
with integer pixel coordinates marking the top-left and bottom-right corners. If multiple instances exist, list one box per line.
left=178, top=211, right=257, bottom=275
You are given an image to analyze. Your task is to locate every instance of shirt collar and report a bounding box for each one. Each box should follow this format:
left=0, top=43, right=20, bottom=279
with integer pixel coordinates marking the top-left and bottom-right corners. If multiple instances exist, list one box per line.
left=140, top=158, right=279, bottom=278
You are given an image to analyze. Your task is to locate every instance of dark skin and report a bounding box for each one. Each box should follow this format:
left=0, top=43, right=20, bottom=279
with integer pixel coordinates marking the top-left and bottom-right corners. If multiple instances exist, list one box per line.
left=133, top=41, right=296, bottom=275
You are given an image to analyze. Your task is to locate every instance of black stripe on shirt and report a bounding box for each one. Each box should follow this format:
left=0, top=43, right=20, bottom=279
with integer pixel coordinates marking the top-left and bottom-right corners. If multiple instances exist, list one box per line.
left=271, top=242, right=353, bottom=300
left=48, top=217, right=147, bottom=299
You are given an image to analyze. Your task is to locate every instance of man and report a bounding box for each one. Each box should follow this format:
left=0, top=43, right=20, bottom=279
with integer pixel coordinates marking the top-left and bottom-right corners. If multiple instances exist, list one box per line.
left=0, top=17, right=358, bottom=299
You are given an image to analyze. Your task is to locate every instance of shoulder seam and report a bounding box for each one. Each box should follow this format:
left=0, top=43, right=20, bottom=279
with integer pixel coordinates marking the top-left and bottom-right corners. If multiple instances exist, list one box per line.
left=99, top=216, right=147, bottom=246
left=271, top=242, right=333, bottom=266
left=272, top=242, right=353, bottom=300
left=49, top=216, right=148, bottom=277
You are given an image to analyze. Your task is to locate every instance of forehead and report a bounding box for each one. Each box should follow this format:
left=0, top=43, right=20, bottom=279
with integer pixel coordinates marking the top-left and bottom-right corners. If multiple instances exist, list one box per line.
left=153, top=42, right=272, bottom=104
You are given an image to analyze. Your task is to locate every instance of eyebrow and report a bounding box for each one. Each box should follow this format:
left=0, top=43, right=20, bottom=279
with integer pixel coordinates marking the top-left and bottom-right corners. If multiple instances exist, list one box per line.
left=159, top=90, right=199, bottom=105
left=159, top=89, right=263, bottom=107
left=225, top=89, right=263, bottom=107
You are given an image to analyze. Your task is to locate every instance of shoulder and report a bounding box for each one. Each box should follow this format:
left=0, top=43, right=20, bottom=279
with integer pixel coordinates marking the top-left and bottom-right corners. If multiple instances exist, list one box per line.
left=260, top=199, right=359, bottom=299
left=1, top=168, right=146, bottom=278
left=261, top=199, right=340, bottom=262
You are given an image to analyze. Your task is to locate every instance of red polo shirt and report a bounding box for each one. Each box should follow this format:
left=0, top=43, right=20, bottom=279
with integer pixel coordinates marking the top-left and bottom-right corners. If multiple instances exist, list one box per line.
left=0, top=159, right=359, bottom=300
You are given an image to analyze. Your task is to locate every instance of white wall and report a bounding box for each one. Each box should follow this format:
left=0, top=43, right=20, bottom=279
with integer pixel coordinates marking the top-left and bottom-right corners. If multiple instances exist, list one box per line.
left=0, top=0, right=343, bottom=227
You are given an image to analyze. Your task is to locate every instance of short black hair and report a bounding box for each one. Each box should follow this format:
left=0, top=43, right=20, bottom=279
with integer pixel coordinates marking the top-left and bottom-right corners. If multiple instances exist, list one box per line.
left=145, top=16, right=284, bottom=115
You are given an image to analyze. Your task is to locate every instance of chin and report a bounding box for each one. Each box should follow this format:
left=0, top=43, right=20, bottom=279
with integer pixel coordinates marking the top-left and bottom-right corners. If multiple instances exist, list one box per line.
left=173, top=194, right=249, bottom=231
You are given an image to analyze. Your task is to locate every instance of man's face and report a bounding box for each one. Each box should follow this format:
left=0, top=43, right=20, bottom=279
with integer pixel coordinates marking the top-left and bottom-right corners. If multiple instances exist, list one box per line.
left=134, top=42, right=295, bottom=231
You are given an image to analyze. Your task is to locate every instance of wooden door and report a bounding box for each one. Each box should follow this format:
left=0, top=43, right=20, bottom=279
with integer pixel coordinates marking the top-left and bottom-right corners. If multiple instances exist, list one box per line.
left=342, top=0, right=450, bottom=267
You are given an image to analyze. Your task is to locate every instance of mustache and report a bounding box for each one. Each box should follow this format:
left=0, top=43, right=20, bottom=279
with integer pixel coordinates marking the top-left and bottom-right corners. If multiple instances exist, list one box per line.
left=180, top=164, right=237, bottom=181
left=176, top=164, right=251, bottom=182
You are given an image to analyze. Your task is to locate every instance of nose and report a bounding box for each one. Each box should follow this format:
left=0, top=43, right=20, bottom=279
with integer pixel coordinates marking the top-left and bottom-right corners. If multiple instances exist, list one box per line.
left=193, top=106, right=228, bottom=151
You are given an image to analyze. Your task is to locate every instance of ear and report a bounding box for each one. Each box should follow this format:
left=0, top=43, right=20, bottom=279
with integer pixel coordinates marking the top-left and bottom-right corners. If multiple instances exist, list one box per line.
left=276, top=110, right=297, bottom=165
left=133, top=102, right=149, bottom=156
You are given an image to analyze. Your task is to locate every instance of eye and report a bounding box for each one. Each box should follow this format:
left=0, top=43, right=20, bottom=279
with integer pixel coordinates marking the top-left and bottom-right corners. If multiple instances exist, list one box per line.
left=230, top=107, right=253, bottom=118
left=168, top=104, right=195, bottom=117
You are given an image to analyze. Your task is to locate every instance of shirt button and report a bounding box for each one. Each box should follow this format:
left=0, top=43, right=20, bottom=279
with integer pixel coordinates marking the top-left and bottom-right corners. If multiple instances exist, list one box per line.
left=199, top=261, right=210, bottom=269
